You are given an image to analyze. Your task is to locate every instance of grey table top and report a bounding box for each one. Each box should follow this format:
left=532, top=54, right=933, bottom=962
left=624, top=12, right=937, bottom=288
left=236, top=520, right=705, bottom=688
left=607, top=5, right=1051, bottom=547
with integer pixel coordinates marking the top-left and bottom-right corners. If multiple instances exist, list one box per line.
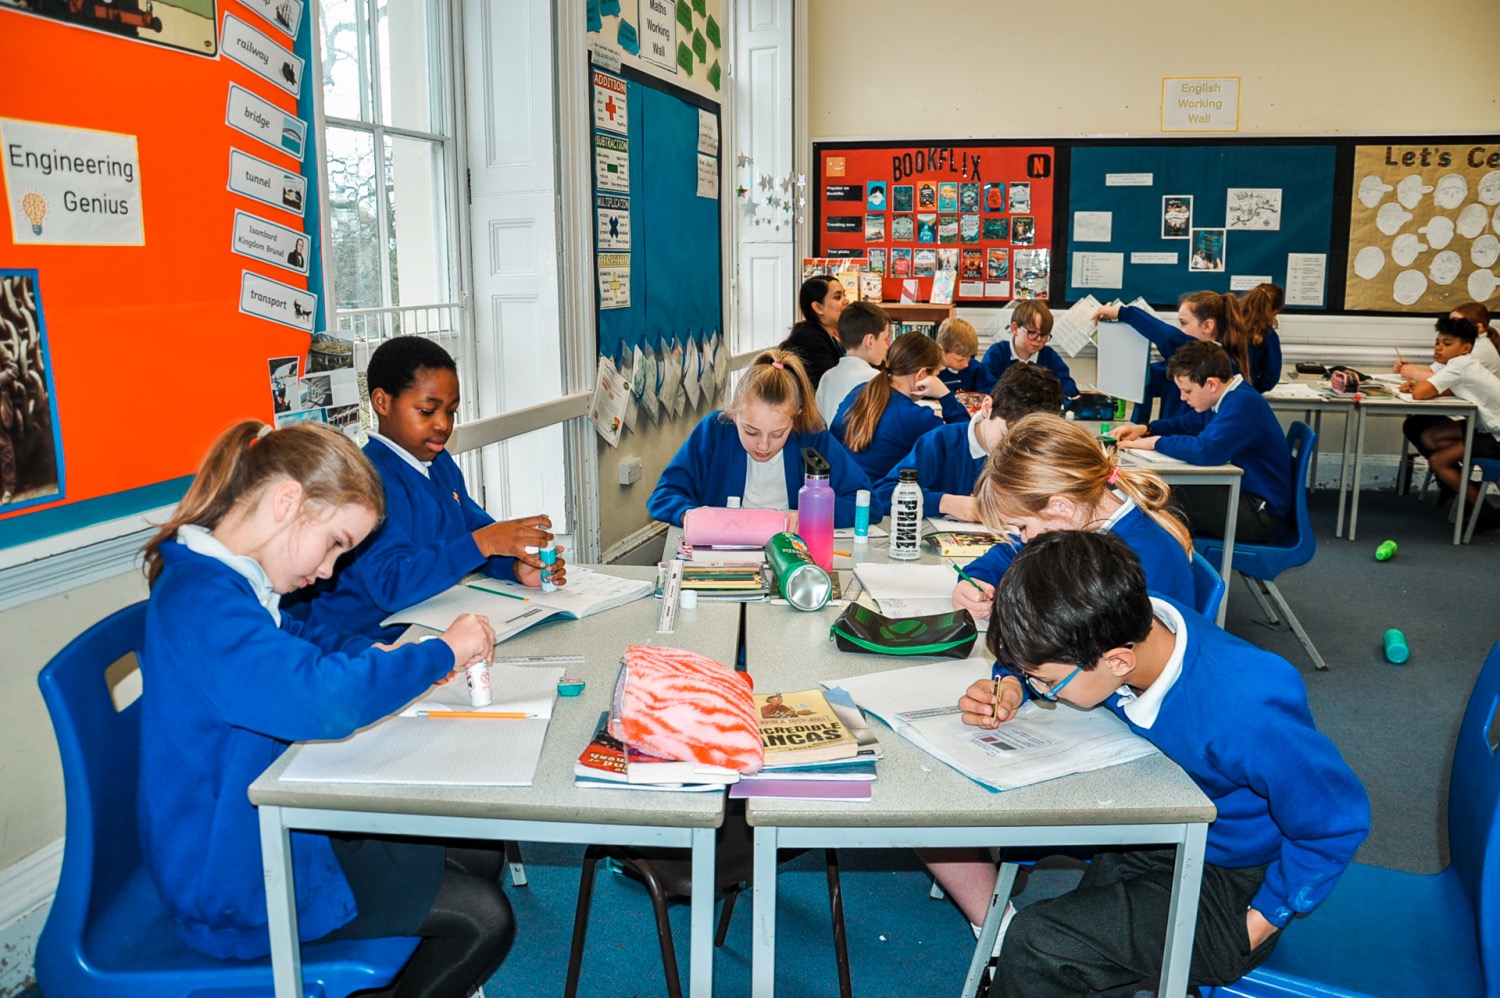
left=249, top=566, right=730, bottom=828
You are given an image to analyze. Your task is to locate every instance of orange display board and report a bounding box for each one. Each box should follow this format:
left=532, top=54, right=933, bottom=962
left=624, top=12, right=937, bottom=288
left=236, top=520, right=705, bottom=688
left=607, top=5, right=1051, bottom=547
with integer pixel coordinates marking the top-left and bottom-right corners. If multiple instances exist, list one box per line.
left=815, top=142, right=1057, bottom=304
left=0, top=7, right=319, bottom=543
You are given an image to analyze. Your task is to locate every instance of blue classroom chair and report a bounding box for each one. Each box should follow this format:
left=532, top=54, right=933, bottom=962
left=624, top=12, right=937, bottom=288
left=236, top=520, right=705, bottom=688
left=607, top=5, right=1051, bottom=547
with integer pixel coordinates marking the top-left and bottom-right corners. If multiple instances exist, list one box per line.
left=1197, top=421, right=1326, bottom=670
left=1208, top=639, right=1500, bottom=998
left=1189, top=550, right=1226, bottom=621
left=34, top=601, right=419, bottom=997
left=1463, top=457, right=1500, bottom=543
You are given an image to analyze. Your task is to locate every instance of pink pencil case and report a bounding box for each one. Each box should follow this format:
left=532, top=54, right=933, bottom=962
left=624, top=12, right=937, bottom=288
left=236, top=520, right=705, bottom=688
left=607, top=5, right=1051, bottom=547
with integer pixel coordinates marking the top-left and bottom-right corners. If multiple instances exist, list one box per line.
left=682, top=507, right=789, bottom=548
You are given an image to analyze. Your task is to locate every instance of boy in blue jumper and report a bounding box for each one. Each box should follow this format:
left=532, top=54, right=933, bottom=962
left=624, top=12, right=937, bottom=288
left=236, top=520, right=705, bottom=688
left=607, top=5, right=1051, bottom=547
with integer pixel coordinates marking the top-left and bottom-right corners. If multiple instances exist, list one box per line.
left=1112, top=340, right=1291, bottom=544
left=871, top=363, right=1062, bottom=521
left=961, top=530, right=1368, bottom=996
left=935, top=316, right=984, bottom=393
left=298, top=336, right=564, bottom=640
left=976, top=300, right=1078, bottom=398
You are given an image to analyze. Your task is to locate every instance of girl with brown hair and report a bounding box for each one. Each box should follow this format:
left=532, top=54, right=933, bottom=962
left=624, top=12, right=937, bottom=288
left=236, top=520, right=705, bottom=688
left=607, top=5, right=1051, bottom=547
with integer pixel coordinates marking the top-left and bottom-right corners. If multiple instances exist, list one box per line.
left=831, top=331, right=968, bottom=481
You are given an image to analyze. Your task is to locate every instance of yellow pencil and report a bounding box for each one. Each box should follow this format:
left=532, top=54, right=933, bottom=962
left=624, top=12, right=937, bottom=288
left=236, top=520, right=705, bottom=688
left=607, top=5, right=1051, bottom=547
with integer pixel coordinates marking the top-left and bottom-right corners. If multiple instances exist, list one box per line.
left=1395, top=345, right=1406, bottom=366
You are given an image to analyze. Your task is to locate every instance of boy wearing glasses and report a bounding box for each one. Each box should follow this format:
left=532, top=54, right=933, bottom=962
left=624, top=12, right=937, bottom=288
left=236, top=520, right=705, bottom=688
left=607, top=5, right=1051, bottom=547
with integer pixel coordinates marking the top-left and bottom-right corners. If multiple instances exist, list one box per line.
left=977, top=300, right=1078, bottom=398
left=961, top=530, right=1368, bottom=996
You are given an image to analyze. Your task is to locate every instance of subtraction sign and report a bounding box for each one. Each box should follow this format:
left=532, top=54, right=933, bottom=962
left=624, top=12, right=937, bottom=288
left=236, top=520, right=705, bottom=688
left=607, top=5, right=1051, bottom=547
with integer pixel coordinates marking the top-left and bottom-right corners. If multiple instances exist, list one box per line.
left=593, top=70, right=628, bottom=135
left=595, top=133, right=630, bottom=192
left=240, top=270, right=317, bottom=330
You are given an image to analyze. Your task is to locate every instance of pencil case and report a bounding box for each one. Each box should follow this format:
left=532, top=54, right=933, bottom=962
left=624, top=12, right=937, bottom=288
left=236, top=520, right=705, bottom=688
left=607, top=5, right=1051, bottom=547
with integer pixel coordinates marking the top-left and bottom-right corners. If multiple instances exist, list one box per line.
left=682, top=506, right=788, bottom=548
left=829, top=603, right=978, bottom=658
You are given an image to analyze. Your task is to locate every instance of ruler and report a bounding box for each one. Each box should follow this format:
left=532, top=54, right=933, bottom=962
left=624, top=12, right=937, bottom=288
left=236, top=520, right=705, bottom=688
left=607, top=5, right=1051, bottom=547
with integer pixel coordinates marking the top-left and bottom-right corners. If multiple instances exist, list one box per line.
left=657, top=560, right=684, bottom=634
left=493, top=654, right=586, bottom=667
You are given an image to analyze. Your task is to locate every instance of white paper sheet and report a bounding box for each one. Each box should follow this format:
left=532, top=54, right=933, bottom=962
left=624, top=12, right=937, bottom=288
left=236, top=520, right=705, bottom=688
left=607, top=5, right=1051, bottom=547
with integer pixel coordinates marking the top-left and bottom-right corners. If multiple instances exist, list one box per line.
left=1096, top=320, right=1151, bottom=404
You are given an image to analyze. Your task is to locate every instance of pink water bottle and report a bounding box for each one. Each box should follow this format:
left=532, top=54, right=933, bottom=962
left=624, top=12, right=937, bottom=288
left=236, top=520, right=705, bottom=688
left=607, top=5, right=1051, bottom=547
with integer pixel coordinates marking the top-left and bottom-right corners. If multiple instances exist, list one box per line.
left=797, top=447, right=835, bottom=572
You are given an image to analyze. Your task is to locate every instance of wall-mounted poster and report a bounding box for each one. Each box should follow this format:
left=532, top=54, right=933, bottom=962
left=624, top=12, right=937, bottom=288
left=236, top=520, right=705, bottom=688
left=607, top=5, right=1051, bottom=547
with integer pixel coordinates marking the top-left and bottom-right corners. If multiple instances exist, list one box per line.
left=1346, top=141, right=1500, bottom=312
left=815, top=141, right=1057, bottom=303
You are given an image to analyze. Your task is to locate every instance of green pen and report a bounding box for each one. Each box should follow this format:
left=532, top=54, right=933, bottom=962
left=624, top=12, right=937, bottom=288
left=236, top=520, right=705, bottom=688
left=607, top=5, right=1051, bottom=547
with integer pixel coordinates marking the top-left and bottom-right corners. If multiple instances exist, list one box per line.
left=466, top=581, right=531, bottom=601
left=948, top=559, right=986, bottom=595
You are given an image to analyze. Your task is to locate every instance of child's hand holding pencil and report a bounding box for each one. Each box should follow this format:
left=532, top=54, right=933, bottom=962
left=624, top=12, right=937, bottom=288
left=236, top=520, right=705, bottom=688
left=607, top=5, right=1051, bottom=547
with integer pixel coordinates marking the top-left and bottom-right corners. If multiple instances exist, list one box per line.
left=957, top=673, right=1024, bottom=729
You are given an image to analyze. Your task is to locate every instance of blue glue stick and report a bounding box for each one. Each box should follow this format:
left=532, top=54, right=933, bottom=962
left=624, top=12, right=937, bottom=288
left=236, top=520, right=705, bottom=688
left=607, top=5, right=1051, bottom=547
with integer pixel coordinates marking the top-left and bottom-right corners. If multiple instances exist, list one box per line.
left=854, top=489, right=871, bottom=543
left=1383, top=628, right=1409, bottom=664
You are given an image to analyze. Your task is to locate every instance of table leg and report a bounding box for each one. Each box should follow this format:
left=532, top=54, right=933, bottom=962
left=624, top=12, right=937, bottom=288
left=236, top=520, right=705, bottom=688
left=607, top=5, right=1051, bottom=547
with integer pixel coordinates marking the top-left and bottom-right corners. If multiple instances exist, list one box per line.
left=1347, top=408, right=1369, bottom=541
left=1454, top=413, right=1475, bottom=545
left=1308, top=409, right=1322, bottom=489
left=1338, top=408, right=1362, bottom=537
left=1159, top=822, right=1209, bottom=998
left=1217, top=475, right=1240, bottom=627
left=688, top=825, right=716, bottom=997
left=258, top=805, right=302, bottom=998
left=751, top=827, right=779, bottom=998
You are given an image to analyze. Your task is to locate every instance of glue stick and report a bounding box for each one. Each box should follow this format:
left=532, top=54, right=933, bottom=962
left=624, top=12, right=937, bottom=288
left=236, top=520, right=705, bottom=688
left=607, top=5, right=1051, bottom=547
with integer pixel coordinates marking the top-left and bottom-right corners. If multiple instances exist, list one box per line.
left=466, top=661, right=493, bottom=706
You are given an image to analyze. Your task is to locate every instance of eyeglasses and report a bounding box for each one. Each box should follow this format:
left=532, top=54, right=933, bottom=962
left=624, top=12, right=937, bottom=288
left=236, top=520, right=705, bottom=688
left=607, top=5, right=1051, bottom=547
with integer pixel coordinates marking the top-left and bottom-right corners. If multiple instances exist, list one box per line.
left=1023, top=666, right=1081, bottom=702
left=1015, top=325, right=1052, bottom=342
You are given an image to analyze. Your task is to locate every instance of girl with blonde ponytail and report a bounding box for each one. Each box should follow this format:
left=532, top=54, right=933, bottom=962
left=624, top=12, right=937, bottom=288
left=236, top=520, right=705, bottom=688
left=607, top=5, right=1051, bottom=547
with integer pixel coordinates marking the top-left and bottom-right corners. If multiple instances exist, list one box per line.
left=138, top=421, right=516, bottom=992
left=949, top=414, right=1195, bottom=619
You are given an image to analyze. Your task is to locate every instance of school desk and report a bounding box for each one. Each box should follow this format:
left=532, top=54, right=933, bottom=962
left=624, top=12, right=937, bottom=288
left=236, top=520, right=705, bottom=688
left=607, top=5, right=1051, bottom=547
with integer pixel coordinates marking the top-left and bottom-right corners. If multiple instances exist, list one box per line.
left=1263, top=388, right=1358, bottom=512
left=1344, top=394, right=1477, bottom=545
left=738, top=601, right=1216, bottom=998
left=249, top=566, right=732, bottom=998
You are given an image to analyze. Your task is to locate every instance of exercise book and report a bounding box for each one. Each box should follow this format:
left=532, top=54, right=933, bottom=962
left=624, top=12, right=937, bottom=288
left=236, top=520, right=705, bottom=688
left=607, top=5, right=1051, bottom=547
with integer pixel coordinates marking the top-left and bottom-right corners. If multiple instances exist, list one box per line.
left=279, top=716, right=550, bottom=787
left=382, top=568, right=654, bottom=640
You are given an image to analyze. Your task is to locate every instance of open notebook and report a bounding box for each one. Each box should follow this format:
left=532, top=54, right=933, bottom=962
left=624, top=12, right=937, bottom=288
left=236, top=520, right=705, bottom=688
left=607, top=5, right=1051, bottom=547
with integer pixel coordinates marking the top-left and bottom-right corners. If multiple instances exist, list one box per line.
left=382, top=568, right=653, bottom=641
left=279, top=662, right=565, bottom=786
left=852, top=562, right=959, bottom=618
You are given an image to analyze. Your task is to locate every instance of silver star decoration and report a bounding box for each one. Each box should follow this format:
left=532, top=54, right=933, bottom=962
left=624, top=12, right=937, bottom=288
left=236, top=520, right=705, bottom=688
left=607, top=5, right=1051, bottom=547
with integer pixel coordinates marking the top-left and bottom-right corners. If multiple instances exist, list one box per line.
left=758, top=174, right=774, bottom=192
left=795, top=174, right=806, bottom=189
left=736, top=153, right=750, bottom=168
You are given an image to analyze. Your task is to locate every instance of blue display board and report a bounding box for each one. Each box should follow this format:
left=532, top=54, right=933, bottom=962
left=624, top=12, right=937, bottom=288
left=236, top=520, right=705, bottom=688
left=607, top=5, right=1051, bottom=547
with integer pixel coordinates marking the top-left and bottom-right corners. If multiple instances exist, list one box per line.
left=594, top=68, right=721, bottom=366
left=1065, top=143, right=1337, bottom=307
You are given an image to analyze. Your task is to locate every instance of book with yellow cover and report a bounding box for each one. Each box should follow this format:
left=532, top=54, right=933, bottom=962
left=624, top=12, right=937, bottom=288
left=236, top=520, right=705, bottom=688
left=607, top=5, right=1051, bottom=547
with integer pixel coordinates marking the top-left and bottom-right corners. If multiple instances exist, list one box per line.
left=753, top=688, right=862, bottom=767
left=923, top=531, right=1007, bottom=558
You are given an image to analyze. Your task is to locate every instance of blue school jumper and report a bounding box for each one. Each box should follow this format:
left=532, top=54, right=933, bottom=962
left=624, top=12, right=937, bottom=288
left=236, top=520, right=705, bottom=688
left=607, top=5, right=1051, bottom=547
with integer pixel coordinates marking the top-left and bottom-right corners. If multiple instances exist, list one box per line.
left=937, top=363, right=985, bottom=394
left=1149, top=382, right=1292, bottom=519
left=871, top=418, right=985, bottom=515
left=298, top=440, right=519, bottom=641
left=977, top=340, right=1078, bottom=398
left=647, top=412, right=874, bottom=526
left=1107, top=598, right=1368, bottom=925
left=964, top=501, right=1196, bottom=606
left=138, top=539, right=453, bottom=959
left=832, top=387, right=969, bottom=483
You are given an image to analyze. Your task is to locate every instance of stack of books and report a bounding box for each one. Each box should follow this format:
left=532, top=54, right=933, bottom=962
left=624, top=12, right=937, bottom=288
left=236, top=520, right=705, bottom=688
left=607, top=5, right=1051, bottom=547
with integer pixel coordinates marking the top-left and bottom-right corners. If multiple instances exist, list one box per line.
left=574, top=711, right=740, bottom=792
left=731, top=687, right=881, bottom=802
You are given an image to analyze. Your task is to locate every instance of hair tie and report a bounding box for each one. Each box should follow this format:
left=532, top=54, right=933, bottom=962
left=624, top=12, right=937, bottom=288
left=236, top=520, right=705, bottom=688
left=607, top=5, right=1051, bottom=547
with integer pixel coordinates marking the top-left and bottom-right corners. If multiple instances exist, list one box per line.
left=771, top=361, right=784, bottom=370
left=250, top=424, right=272, bottom=447
left=1107, top=466, right=1121, bottom=486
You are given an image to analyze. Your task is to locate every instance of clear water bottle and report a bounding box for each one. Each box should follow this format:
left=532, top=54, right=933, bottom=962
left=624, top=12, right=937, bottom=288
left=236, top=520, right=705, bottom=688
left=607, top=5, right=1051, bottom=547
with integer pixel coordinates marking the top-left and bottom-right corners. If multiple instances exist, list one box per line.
left=889, top=468, right=923, bottom=560
left=797, top=448, right=835, bottom=572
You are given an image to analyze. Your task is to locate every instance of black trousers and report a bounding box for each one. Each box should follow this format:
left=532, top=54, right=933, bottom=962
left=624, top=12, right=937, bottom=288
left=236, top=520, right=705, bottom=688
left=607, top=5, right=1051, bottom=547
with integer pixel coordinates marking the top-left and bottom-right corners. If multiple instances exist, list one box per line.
left=1172, top=485, right=1284, bottom=545
left=994, top=848, right=1279, bottom=997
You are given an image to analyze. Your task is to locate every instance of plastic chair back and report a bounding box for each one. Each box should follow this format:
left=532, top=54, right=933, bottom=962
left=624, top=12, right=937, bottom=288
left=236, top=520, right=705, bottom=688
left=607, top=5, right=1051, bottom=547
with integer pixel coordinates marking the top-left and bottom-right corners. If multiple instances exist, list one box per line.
left=1189, top=550, right=1226, bottom=619
left=1449, top=641, right=1500, bottom=991
left=1199, top=421, right=1317, bottom=581
left=35, top=601, right=417, bottom=997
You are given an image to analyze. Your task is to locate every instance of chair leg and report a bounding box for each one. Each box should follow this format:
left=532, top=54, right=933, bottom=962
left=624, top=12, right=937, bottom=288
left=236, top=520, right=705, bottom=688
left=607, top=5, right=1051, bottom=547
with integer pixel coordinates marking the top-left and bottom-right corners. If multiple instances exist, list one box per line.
left=563, top=846, right=604, bottom=998
left=825, top=848, right=853, bottom=998
left=1463, top=481, right=1494, bottom=543
left=504, top=840, right=527, bottom=887
left=1261, top=580, right=1328, bottom=671
left=959, top=862, right=1020, bottom=998
left=1241, top=574, right=1281, bottom=628
left=929, top=877, right=947, bottom=900
left=716, top=884, right=739, bottom=947
left=634, top=864, right=686, bottom=998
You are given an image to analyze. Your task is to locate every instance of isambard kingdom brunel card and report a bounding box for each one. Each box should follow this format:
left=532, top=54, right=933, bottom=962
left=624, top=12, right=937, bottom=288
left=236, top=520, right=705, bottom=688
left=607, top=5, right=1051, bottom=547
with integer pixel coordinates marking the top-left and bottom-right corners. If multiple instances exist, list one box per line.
left=222, top=13, right=305, bottom=98
left=227, top=84, right=306, bottom=162
left=231, top=209, right=309, bottom=275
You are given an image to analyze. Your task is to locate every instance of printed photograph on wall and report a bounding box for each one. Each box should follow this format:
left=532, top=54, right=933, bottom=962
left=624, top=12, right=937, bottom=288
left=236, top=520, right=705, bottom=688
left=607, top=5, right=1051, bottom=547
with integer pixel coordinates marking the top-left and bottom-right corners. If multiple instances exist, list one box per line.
left=0, top=0, right=220, bottom=56
left=0, top=271, right=64, bottom=512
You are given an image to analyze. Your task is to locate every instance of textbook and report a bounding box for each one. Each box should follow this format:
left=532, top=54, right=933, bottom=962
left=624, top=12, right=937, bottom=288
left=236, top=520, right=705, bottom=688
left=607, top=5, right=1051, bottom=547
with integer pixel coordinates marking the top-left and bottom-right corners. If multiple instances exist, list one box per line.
left=924, top=531, right=1007, bottom=558
left=754, top=687, right=863, bottom=767
left=381, top=569, right=654, bottom=641
left=574, top=711, right=739, bottom=787
left=728, top=779, right=872, bottom=802
left=827, top=658, right=1160, bottom=793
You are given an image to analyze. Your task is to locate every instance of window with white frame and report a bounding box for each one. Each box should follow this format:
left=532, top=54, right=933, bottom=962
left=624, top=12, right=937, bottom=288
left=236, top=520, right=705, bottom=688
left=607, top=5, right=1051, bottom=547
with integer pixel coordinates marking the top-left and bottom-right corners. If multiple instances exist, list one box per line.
left=318, top=0, right=466, bottom=376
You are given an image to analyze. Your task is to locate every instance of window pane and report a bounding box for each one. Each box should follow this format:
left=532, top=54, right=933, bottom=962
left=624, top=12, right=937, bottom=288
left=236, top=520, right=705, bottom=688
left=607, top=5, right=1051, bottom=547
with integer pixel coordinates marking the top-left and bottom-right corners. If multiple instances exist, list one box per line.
left=384, top=134, right=451, bottom=307
left=377, top=0, right=439, bottom=133
left=325, top=127, right=383, bottom=311
left=319, top=0, right=367, bottom=122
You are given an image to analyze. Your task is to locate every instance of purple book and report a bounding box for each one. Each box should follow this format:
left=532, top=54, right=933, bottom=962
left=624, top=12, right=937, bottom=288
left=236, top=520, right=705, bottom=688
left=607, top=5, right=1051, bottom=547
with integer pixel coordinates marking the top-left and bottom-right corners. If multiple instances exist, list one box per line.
left=728, top=780, right=872, bottom=802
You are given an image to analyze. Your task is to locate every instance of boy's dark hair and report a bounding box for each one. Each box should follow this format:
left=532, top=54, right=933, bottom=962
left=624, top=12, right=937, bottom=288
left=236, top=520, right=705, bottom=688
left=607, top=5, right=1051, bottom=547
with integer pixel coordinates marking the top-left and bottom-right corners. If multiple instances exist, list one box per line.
left=837, top=300, right=890, bottom=350
left=366, top=335, right=458, bottom=397
left=987, top=530, right=1154, bottom=670
left=990, top=363, right=1064, bottom=421
left=1165, top=339, right=1234, bottom=386
left=1435, top=314, right=1479, bottom=345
